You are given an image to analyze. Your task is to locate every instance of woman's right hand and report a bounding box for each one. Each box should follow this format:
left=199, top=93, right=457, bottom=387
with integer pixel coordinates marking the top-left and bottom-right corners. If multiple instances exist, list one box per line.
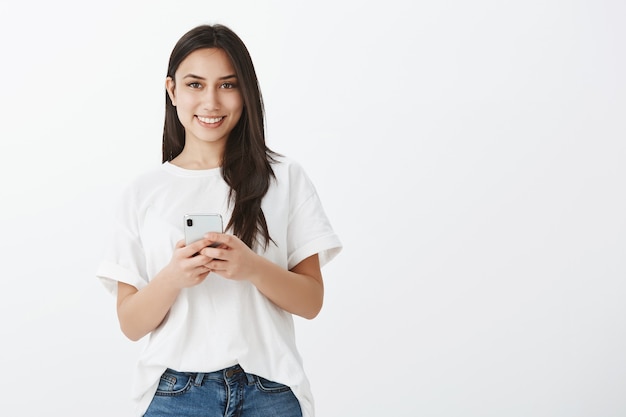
left=160, top=238, right=217, bottom=289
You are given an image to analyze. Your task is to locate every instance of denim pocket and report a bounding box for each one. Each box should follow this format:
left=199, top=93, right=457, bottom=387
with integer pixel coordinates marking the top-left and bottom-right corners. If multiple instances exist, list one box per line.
left=254, top=376, right=292, bottom=393
left=154, top=369, right=192, bottom=396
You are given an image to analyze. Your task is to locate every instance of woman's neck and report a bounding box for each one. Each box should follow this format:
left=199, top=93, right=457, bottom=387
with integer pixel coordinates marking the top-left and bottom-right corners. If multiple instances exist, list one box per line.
left=171, top=142, right=224, bottom=170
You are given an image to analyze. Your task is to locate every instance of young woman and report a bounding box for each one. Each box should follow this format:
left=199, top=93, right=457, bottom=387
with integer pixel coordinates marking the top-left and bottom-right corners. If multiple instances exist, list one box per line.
left=96, top=24, right=342, bottom=417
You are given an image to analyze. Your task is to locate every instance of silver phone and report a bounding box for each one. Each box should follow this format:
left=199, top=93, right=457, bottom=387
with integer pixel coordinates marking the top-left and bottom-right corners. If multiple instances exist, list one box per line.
left=184, top=213, right=223, bottom=246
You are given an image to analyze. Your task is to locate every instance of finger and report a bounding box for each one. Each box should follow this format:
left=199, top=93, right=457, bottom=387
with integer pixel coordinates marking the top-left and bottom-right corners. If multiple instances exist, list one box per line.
left=175, top=239, right=186, bottom=249
left=192, top=270, right=211, bottom=283
left=204, top=232, right=233, bottom=248
left=205, top=258, right=225, bottom=272
left=200, top=246, right=228, bottom=262
left=189, top=253, right=213, bottom=267
left=185, top=238, right=214, bottom=256
left=197, top=248, right=212, bottom=260
left=196, top=264, right=212, bottom=274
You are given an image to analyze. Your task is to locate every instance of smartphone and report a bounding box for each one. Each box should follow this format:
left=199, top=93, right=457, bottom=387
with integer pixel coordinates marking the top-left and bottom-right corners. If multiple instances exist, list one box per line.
left=184, top=213, right=223, bottom=246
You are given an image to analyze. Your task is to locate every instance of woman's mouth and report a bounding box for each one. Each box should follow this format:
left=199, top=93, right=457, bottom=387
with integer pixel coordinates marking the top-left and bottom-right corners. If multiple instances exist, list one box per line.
left=197, top=115, right=224, bottom=124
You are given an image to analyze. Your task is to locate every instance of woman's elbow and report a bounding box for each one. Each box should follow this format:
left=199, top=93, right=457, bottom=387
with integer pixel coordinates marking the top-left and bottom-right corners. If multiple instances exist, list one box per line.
left=118, top=320, right=145, bottom=342
left=299, top=295, right=324, bottom=320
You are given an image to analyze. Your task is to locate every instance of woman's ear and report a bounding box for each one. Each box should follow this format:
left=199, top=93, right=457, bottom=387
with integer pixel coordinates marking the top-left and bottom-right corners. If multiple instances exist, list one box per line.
left=166, top=77, right=176, bottom=106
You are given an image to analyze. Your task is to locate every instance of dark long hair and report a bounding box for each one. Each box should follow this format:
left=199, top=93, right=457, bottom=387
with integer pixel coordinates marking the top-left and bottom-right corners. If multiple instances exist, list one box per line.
left=163, top=24, right=278, bottom=249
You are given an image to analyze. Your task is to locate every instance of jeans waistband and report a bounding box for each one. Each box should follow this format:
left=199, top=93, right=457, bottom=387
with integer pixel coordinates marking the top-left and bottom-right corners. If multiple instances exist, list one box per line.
left=167, top=364, right=253, bottom=386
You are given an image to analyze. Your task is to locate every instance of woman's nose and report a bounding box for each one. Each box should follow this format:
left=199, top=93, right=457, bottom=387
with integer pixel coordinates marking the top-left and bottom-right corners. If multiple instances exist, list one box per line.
left=202, top=88, right=220, bottom=110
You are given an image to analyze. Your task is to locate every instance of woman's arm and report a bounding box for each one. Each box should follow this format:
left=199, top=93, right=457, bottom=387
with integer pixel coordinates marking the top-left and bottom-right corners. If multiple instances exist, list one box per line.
left=201, top=233, right=324, bottom=320
left=116, top=237, right=219, bottom=341
left=250, top=253, right=323, bottom=319
left=116, top=279, right=180, bottom=341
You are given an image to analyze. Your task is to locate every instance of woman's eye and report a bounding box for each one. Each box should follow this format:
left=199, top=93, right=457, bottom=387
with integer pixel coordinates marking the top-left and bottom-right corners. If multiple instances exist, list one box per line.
left=187, top=82, right=202, bottom=89
left=220, top=82, right=236, bottom=89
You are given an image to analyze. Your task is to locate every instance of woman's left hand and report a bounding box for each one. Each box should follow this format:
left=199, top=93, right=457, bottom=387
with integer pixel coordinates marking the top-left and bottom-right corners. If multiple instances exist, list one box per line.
left=199, top=233, right=262, bottom=281
left=200, top=232, right=324, bottom=319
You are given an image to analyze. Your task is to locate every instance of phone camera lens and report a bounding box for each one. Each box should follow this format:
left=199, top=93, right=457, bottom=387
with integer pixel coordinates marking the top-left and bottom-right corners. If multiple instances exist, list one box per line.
left=186, top=219, right=193, bottom=227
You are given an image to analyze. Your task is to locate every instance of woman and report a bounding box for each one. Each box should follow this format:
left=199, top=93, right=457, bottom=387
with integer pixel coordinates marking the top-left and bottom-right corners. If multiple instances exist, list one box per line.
left=97, top=24, right=342, bottom=417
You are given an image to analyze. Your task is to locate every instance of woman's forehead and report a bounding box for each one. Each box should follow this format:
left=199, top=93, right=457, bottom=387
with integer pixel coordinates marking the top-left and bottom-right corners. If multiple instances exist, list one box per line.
left=176, top=48, right=236, bottom=79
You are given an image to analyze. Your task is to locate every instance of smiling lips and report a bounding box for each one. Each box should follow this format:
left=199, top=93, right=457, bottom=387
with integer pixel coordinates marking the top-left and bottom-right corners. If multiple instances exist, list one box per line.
left=197, top=115, right=224, bottom=124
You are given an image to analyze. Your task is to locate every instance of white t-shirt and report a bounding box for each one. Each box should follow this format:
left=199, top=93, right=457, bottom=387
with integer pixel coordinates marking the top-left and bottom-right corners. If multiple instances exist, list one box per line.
left=96, top=156, right=342, bottom=417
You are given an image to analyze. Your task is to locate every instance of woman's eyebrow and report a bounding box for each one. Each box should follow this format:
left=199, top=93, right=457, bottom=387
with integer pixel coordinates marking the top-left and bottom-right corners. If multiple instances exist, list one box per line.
left=182, top=73, right=206, bottom=80
left=182, top=73, right=237, bottom=80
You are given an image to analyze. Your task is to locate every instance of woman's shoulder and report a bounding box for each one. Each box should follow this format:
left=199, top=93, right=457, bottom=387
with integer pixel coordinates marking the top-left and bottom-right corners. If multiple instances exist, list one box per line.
left=270, top=154, right=320, bottom=198
left=117, top=163, right=173, bottom=199
left=271, top=154, right=309, bottom=179
left=126, top=163, right=168, bottom=186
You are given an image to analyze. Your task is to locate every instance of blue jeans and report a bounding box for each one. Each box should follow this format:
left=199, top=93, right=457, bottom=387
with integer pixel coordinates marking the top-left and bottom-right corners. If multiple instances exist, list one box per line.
left=143, top=364, right=302, bottom=417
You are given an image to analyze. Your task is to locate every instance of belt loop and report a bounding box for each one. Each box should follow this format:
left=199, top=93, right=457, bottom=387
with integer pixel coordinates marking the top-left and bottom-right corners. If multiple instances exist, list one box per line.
left=194, top=372, right=205, bottom=386
left=245, top=372, right=255, bottom=385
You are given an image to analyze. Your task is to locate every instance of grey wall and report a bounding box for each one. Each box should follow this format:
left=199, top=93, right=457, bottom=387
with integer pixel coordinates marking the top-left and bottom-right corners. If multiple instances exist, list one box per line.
left=1, top=1, right=624, bottom=416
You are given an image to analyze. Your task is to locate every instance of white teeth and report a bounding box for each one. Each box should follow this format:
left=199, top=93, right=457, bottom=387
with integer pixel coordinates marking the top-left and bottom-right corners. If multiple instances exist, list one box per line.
left=197, top=116, right=223, bottom=124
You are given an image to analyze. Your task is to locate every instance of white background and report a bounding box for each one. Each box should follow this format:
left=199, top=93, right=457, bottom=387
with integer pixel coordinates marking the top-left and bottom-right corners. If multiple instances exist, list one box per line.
left=1, top=1, right=625, bottom=416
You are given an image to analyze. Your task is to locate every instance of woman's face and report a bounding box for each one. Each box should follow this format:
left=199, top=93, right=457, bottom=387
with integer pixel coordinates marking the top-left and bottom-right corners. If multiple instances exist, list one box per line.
left=166, top=48, right=243, bottom=149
